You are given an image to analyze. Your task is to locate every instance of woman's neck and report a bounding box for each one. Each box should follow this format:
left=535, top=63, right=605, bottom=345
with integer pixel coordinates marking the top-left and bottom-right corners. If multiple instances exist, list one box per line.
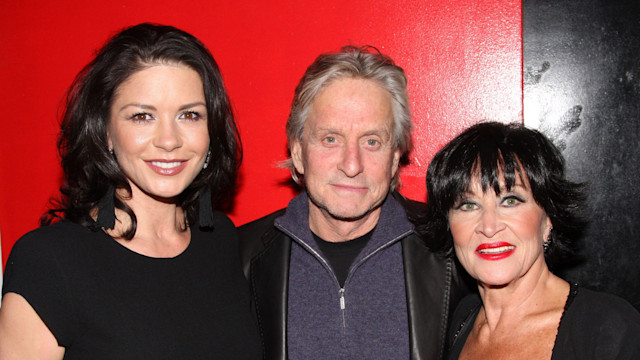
left=107, top=186, right=191, bottom=258
left=477, top=262, right=569, bottom=330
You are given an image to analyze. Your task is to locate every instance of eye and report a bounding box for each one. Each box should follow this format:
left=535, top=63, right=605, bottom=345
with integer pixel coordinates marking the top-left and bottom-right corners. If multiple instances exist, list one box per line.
left=361, top=136, right=383, bottom=150
left=366, top=138, right=380, bottom=147
left=501, top=195, right=523, bottom=207
left=455, top=200, right=478, bottom=211
left=462, top=203, right=478, bottom=211
left=129, top=113, right=153, bottom=122
left=323, top=136, right=337, bottom=144
left=180, top=111, right=204, bottom=121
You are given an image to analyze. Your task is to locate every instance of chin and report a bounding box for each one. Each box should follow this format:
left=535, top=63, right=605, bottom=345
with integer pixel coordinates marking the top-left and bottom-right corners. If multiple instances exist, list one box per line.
left=144, top=187, right=187, bottom=201
left=335, top=199, right=385, bottom=218
left=310, top=193, right=371, bottom=220
left=477, top=274, right=519, bottom=288
left=330, top=212, right=368, bottom=221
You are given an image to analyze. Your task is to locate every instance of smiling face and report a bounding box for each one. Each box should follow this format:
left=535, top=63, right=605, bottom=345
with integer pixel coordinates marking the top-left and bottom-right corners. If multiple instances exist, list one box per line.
left=107, top=64, right=209, bottom=201
left=448, top=172, right=552, bottom=288
left=291, top=77, right=401, bottom=232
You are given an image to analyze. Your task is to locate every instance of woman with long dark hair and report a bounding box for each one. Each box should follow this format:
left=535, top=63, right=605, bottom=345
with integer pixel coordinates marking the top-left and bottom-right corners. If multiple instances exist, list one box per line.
left=0, top=23, right=261, bottom=359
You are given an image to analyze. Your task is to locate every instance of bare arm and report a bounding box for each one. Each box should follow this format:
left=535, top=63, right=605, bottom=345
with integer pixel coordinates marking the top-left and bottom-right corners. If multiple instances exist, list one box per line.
left=0, top=293, right=65, bottom=360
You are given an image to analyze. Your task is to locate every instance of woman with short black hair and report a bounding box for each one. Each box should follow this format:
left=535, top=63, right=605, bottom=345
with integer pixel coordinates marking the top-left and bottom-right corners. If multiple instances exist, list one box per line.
left=422, top=121, right=640, bottom=359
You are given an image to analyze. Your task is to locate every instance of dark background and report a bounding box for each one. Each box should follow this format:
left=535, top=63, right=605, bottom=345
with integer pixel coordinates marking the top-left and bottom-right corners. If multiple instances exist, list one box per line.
left=524, top=0, right=640, bottom=310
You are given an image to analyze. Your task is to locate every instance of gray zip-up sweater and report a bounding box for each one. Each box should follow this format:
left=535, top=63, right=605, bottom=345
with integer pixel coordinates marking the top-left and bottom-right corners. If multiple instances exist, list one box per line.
left=276, top=192, right=412, bottom=359
left=239, top=191, right=472, bottom=360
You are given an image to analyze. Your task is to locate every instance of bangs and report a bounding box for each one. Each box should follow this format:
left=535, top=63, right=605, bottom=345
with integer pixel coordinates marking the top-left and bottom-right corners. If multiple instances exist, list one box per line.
left=470, top=150, right=528, bottom=196
left=428, top=122, right=547, bottom=215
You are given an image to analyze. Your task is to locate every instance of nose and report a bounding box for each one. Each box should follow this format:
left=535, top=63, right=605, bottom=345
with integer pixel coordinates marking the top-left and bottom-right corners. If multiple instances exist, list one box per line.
left=337, top=141, right=364, bottom=177
left=153, top=118, right=182, bottom=151
left=476, top=207, right=505, bottom=238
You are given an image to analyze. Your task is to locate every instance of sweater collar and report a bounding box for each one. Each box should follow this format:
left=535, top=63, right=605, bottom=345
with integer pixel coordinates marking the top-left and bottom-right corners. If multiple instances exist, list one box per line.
left=275, top=191, right=414, bottom=258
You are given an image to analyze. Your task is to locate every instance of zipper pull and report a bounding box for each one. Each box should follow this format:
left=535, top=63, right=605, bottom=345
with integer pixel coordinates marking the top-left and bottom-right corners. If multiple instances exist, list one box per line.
left=339, top=288, right=345, bottom=310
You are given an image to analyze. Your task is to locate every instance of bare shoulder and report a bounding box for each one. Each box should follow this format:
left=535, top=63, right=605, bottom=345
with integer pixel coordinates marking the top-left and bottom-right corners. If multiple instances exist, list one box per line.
left=0, top=293, right=65, bottom=360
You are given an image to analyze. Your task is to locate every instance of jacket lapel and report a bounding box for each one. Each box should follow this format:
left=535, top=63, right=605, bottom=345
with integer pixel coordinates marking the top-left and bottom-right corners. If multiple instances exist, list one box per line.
left=250, top=229, right=291, bottom=360
left=403, top=235, right=451, bottom=360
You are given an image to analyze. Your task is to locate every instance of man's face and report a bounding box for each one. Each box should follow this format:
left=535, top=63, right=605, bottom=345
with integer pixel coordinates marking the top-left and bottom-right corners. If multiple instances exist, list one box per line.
left=291, top=77, right=401, bottom=231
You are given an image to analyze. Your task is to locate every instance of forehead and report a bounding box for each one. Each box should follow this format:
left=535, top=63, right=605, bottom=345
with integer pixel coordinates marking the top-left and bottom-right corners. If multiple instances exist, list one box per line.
left=114, top=64, right=204, bottom=101
left=306, top=77, right=393, bottom=134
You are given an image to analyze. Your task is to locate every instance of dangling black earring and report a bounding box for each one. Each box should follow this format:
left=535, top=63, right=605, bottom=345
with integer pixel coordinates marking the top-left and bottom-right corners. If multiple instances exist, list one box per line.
left=97, top=184, right=116, bottom=229
left=199, top=186, right=214, bottom=228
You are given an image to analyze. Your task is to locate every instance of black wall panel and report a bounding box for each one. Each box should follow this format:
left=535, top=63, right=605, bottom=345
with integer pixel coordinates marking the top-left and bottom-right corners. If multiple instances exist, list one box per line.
left=524, top=0, right=640, bottom=310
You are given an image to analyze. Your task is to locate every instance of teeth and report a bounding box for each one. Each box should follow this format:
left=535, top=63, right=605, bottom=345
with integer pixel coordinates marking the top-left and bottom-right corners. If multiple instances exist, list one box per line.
left=151, top=161, right=182, bottom=169
left=478, top=246, right=515, bottom=254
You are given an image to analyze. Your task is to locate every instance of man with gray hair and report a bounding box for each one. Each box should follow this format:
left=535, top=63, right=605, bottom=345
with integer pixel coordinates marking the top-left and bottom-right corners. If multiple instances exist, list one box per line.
left=240, top=46, right=469, bottom=359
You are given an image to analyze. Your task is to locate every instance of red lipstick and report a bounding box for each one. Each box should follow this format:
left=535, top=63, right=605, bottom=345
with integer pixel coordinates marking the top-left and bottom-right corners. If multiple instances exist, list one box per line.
left=475, top=242, right=516, bottom=261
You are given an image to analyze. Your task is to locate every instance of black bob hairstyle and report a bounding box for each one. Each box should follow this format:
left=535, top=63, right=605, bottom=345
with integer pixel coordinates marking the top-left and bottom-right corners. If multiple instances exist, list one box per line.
left=422, top=121, right=586, bottom=269
left=43, top=23, right=241, bottom=238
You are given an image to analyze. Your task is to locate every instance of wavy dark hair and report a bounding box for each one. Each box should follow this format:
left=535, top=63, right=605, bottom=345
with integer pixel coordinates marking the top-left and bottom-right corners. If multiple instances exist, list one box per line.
left=421, top=121, right=586, bottom=269
left=42, top=23, right=241, bottom=238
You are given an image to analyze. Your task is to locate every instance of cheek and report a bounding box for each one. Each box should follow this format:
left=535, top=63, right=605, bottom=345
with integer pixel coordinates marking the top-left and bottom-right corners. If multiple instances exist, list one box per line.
left=195, top=134, right=210, bottom=154
left=305, top=148, right=333, bottom=172
left=448, top=217, right=467, bottom=245
left=112, top=133, right=139, bottom=154
left=449, top=218, right=477, bottom=260
left=516, top=212, right=548, bottom=241
left=110, top=124, right=148, bottom=151
left=185, top=124, right=210, bottom=152
left=365, top=152, right=395, bottom=177
left=452, top=245, right=467, bottom=264
left=450, top=230, right=470, bottom=252
left=452, top=241, right=474, bottom=274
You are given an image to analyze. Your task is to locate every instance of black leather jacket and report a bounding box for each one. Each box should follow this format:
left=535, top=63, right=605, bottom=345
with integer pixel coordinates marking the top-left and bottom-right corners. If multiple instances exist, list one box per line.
left=239, top=192, right=471, bottom=360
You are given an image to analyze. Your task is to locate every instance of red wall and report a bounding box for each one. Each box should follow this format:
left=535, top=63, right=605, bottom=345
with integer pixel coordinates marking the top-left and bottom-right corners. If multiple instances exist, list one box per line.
left=0, top=0, right=522, bottom=269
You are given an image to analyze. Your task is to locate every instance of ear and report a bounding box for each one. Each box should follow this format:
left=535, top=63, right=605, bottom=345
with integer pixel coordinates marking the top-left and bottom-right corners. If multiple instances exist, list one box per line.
left=543, top=216, right=553, bottom=239
left=391, top=149, right=401, bottom=177
left=291, top=140, right=305, bottom=175
left=105, top=125, right=113, bottom=150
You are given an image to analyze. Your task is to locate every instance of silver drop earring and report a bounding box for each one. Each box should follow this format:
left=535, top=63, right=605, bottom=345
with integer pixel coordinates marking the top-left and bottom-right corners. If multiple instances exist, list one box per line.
left=203, top=150, right=211, bottom=169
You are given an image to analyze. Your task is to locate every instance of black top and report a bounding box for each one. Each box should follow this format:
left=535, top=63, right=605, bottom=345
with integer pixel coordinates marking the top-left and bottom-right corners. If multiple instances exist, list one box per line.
left=2, top=214, right=261, bottom=360
left=313, top=229, right=373, bottom=287
left=447, top=283, right=640, bottom=359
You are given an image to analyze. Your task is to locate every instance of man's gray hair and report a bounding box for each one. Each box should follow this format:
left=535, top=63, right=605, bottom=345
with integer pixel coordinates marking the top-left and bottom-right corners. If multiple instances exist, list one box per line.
left=284, top=45, right=412, bottom=189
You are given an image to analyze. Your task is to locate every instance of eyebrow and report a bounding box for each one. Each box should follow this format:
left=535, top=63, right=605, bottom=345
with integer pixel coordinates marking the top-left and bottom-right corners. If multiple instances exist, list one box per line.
left=117, top=102, right=206, bottom=112
left=179, top=102, right=207, bottom=111
left=360, top=127, right=389, bottom=135
left=314, top=126, right=391, bottom=137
